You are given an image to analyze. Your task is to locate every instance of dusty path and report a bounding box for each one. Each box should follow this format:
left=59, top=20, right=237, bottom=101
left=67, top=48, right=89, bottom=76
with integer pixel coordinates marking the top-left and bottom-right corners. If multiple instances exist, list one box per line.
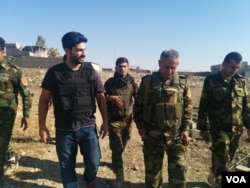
left=1, top=70, right=250, bottom=188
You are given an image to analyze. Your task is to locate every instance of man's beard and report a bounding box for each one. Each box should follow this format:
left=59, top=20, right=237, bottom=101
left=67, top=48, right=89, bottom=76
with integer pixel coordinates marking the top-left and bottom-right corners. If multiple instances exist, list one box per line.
left=71, top=55, right=85, bottom=65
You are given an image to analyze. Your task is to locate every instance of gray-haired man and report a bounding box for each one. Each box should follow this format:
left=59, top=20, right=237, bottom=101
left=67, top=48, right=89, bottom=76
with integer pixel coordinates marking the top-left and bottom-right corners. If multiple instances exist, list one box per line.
left=133, top=49, right=193, bottom=188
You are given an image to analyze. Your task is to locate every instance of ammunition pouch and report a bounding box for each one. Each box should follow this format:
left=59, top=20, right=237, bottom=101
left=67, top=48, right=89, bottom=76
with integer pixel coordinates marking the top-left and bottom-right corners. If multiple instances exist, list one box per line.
left=142, top=76, right=184, bottom=131
left=155, top=103, right=182, bottom=129
left=57, top=83, right=93, bottom=119
left=164, top=87, right=178, bottom=103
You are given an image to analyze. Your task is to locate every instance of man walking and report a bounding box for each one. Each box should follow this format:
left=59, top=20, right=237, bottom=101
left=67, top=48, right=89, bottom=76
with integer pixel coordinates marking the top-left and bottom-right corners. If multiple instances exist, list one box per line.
left=197, top=52, right=250, bottom=188
left=104, top=57, right=137, bottom=188
left=133, top=49, right=193, bottom=188
left=38, top=31, right=108, bottom=188
left=0, top=37, right=32, bottom=180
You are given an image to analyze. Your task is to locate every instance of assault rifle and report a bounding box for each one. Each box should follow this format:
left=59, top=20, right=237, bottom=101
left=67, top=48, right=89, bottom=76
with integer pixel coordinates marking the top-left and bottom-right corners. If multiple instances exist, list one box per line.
left=229, top=153, right=250, bottom=171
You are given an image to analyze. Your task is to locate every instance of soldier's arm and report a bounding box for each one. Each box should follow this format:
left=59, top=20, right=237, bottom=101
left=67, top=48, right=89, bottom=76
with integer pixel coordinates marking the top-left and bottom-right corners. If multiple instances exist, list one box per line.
left=104, top=78, right=123, bottom=107
left=133, top=79, right=145, bottom=130
left=17, top=69, right=32, bottom=117
left=16, top=69, right=32, bottom=131
left=197, top=78, right=210, bottom=131
left=180, top=83, right=193, bottom=131
left=104, top=78, right=111, bottom=97
left=132, top=81, right=139, bottom=98
left=242, top=84, right=250, bottom=130
left=241, top=81, right=250, bottom=142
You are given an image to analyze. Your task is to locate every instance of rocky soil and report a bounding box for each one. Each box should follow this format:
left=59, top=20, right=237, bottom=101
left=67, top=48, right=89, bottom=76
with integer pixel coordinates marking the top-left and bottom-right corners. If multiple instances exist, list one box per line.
left=1, top=68, right=250, bottom=188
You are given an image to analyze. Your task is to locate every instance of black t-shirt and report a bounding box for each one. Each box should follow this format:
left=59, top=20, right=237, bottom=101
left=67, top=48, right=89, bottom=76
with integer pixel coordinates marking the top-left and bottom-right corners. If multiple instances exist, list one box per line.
left=41, top=62, right=105, bottom=131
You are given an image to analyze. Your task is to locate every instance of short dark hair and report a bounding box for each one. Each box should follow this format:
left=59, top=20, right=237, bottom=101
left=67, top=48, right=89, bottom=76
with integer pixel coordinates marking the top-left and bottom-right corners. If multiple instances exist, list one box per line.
left=0, top=37, right=5, bottom=50
left=62, top=31, right=88, bottom=50
left=160, top=49, right=179, bottom=60
left=115, top=57, right=129, bottom=66
left=223, top=52, right=242, bottom=64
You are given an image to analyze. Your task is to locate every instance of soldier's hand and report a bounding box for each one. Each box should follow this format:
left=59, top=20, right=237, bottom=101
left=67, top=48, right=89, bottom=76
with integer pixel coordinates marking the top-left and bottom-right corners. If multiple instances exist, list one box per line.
left=109, top=95, right=123, bottom=107
left=21, top=116, right=30, bottom=131
left=200, top=130, right=210, bottom=143
left=181, top=130, right=190, bottom=146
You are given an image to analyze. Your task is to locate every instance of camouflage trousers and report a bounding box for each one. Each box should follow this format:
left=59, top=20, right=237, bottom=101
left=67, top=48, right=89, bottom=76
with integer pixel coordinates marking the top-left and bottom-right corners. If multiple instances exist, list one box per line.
left=0, top=107, right=16, bottom=176
left=143, top=133, right=187, bottom=188
left=108, top=116, right=133, bottom=173
left=210, top=131, right=242, bottom=187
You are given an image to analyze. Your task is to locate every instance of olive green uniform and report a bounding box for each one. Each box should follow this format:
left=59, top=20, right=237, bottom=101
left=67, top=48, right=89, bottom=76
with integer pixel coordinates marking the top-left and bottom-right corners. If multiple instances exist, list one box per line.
left=104, top=73, right=137, bottom=173
left=0, top=59, right=32, bottom=176
left=133, top=71, right=193, bottom=188
left=197, top=72, right=250, bottom=187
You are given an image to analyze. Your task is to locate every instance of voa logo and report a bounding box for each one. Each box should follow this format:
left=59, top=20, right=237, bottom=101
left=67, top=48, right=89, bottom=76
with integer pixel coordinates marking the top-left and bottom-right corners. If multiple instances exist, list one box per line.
left=226, top=176, right=246, bottom=183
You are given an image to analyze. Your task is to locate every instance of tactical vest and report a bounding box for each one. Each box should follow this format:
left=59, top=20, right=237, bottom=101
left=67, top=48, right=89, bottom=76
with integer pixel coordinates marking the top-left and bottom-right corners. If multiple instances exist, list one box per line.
left=108, top=80, right=134, bottom=118
left=52, top=62, right=96, bottom=119
left=142, top=72, right=186, bottom=131
left=207, top=73, right=248, bottom=133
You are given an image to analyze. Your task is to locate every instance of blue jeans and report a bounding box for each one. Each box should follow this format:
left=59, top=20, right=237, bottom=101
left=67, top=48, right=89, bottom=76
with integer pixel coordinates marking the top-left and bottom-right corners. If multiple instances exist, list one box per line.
left=56, top=126, right=101, bottom=188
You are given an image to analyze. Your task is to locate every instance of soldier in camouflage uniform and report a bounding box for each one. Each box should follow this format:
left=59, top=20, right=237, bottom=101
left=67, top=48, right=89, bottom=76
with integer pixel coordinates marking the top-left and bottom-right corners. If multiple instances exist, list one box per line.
left=0, top=37, right=32, bottom=178
left=197, top=52, right=250, bottom=188
left=133, top=49, right=193, bottom=188
left=104, top=57, right=138, bottom=188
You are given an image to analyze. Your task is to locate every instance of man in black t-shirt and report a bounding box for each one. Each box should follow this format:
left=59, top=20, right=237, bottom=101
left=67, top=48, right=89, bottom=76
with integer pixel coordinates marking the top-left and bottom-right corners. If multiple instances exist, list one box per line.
left=38, top=31, right=108, bottom=188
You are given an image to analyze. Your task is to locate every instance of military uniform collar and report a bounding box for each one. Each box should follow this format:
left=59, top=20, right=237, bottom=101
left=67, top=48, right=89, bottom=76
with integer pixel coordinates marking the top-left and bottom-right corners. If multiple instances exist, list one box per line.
left=218, top=70, right=233, bottom=83
left=155, top=71, right=173, bottom=83
left=0, top=58, right=8, bottom=69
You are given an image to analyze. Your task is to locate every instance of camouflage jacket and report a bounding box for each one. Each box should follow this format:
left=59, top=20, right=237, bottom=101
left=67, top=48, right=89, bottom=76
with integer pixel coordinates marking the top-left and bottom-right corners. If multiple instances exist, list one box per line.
left=197, top=71, right=250, bottom=133
left=0, top=59, right=32, bottom=116
left=133, top=71, right=193, bottom=133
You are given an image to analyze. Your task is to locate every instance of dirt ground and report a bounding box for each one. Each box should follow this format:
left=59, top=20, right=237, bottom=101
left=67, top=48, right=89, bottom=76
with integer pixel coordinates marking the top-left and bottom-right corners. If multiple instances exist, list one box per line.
left=1, top=68, right=250, bottom=188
